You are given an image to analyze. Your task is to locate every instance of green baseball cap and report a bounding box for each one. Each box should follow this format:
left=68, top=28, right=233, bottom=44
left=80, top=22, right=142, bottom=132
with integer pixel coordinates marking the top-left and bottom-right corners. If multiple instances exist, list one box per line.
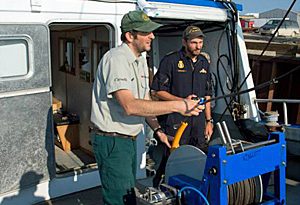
left=183, top=26, right=205, bottom=40
left=121, top=10, right=162, bottom=33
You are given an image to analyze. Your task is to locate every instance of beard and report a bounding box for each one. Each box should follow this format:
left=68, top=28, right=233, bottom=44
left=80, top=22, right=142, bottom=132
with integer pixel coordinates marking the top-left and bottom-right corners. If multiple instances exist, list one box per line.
left=134, top=41, right=151, bottom=54
left=187, top=47, right=201, bottom=57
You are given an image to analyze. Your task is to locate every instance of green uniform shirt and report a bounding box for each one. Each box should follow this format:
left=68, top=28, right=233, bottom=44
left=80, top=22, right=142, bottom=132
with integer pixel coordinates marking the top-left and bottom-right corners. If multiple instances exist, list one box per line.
left=91, top=43, right=149, bottom=136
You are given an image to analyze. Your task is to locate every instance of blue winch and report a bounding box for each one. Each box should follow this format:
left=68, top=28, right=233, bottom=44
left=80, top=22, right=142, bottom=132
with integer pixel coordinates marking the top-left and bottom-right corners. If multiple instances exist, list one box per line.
left=137, top=121, right=286, bottom=205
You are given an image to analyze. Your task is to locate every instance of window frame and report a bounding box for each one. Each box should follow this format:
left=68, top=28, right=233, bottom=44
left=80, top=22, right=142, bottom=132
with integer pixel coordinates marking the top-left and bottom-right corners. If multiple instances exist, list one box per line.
left=0, top=35, right=34, bottom=81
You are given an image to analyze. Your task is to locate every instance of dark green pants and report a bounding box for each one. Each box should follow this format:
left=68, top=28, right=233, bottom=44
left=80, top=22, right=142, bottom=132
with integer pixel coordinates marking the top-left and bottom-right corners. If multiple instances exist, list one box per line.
left=91, top=133, right=137, bottom=205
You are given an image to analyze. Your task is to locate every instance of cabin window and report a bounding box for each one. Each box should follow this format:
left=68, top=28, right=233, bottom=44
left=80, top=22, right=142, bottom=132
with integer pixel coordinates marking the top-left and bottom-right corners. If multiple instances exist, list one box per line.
left=0, top=37, right=31, bottom=79
left=91, top=41, right=109, bottom=82
left=59, top=38, right=75, bottom=75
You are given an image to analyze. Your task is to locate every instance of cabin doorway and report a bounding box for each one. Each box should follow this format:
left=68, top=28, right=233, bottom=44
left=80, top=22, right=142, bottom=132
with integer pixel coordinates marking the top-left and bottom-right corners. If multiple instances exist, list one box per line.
left=49, top=23, right=112, bottom=175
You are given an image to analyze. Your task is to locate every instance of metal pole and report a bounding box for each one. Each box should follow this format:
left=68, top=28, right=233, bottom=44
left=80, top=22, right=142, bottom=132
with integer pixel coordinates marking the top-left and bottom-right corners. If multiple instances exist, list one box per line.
left=216, top=122, right=227, bottom=145
left=221, top=121, right=235, bottom=154
left=226, top=139, right=276, bottom=154
left=283, top=102, right=288, bottom=125
left=221, top=121, right=233, bottom=144
left=255, top=99, right=300, bottom=103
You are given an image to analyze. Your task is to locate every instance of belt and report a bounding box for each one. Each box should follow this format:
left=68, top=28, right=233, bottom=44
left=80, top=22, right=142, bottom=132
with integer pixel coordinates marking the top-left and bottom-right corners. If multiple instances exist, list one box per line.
left=89, top=126, right=137, bottom=140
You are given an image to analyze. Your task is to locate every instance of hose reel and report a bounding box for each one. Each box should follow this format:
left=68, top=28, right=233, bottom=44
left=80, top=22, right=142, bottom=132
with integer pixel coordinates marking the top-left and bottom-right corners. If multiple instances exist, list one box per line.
left=165, top=145, right=263, bottom=205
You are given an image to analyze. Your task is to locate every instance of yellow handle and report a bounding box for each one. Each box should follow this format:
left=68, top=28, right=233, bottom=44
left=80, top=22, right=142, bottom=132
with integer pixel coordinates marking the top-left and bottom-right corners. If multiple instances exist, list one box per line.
left=171, top=121, right=188, bottom=152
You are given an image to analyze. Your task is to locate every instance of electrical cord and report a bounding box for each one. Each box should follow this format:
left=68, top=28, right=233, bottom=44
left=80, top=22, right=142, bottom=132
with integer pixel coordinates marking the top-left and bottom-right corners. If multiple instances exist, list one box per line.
left=178, top=186, right=210, bottom=205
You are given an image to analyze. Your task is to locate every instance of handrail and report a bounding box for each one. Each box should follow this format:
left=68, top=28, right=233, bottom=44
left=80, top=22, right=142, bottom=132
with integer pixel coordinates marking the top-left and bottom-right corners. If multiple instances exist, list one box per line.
left=254, top=98, right=300, bottom=125
left=255, top=99, right=300, bottom=103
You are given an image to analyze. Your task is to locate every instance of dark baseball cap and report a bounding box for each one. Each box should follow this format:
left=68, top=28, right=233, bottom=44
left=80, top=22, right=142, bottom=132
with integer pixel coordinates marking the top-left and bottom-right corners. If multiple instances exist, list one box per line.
left=183, top=26, right=205, bottom=40
left=121, top=10, right=162, bottom=33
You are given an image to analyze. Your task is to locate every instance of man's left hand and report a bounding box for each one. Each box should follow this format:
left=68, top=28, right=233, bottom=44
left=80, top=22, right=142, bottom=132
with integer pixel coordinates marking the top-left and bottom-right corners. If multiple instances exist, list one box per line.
left=156, top=130, right=171, bottom=148
left=204, top=122, right=213, bottom=142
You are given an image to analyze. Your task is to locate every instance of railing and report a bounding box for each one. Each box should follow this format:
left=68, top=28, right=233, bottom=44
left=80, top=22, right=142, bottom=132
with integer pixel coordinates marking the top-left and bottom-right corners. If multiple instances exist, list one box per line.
left=254, top=99, right=300, bottom=125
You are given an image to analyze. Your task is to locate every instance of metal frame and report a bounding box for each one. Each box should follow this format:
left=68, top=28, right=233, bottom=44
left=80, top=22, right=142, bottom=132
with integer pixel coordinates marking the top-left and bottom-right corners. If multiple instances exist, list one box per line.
left=168, top=132, right=286, bottom=205
left=255, top=98, right=300, bottom=125
left=202, top=132, right=286, bottom=205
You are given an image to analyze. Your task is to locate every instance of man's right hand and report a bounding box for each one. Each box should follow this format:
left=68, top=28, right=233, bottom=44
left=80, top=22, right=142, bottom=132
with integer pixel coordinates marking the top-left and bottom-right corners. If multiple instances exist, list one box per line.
left=185, top=94, right=198, bottom=100
left=180, top=99, right=204, bottom=116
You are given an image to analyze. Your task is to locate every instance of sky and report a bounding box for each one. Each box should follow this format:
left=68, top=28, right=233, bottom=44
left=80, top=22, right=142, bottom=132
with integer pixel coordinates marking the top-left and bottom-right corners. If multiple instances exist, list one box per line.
left=233, top=0, right=300, bottom=14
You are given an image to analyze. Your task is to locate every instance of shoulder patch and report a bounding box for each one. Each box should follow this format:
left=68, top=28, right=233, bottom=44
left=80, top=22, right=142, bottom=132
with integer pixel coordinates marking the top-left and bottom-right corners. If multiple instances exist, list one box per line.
left=200, top=52, right=211, bottom=63
left=165, top=50, right=177, bottom=56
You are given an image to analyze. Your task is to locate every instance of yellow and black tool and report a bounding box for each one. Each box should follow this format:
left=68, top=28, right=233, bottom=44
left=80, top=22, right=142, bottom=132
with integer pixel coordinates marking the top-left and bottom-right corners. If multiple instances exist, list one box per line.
left=171, top=96, right=207, bottom=151
left=171, top=121, right=188, bottom=152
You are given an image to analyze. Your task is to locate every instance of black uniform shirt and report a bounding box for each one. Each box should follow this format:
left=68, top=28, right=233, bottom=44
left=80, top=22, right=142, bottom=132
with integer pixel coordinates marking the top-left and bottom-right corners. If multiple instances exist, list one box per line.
left=151, top=48, right=212, bottom=145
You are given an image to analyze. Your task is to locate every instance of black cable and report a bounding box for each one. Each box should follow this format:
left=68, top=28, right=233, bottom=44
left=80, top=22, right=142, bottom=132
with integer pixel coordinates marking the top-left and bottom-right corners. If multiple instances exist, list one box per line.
left=225, top=25, right=234, bottom=82
left=222, top=1, right=240, bottom=96
left=217, top=63, right=299, bottom=122
left=216, top=0, right=297, bottom=122
left=215, top=22, right=237, bottom=119
left=237, top=0, right=298, bottom=95
left=173, top=64, right=300, bottom=129
left=230, top=2, right=240, bottom=100
left=210, top=65, right=300, bottom=122
left=210, top=72, right=218, bottom=111
left=216, top=54, right=232, bottom=112
left=221, top=55, right=233, bottom=91
left=213, top=2, right=241, bottom=122
left=217, top=25, right=234, bottom=89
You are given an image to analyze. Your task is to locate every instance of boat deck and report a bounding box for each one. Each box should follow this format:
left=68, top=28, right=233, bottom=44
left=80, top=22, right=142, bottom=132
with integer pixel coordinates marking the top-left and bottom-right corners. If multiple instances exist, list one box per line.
left=36, top=155, right=300, bottom=205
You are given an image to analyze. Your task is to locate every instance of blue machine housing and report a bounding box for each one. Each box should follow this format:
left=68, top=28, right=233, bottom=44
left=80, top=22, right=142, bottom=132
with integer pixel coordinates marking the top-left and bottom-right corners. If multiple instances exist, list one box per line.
left=168, top=132, right=286, bottom=205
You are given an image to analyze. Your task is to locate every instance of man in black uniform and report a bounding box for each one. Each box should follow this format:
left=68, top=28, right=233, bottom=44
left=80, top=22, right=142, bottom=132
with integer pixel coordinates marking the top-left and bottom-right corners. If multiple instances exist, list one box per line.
left=150, top=25, right=213, bottom=187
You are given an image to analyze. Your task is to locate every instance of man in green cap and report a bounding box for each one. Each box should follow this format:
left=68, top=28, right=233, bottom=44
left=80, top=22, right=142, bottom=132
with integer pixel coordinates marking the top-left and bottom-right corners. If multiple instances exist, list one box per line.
left=90, top=11, right=204, bottom=205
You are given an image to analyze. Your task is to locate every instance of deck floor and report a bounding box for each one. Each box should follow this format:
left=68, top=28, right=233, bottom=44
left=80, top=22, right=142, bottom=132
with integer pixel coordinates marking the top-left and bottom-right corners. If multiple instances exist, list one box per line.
left=37, top=136, right=300, bottom=205
left=36, top=155, right=300, bottom=205
left=55, top=145, right=96, bottom=174
left=35, top=179, right=300, bottom=205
